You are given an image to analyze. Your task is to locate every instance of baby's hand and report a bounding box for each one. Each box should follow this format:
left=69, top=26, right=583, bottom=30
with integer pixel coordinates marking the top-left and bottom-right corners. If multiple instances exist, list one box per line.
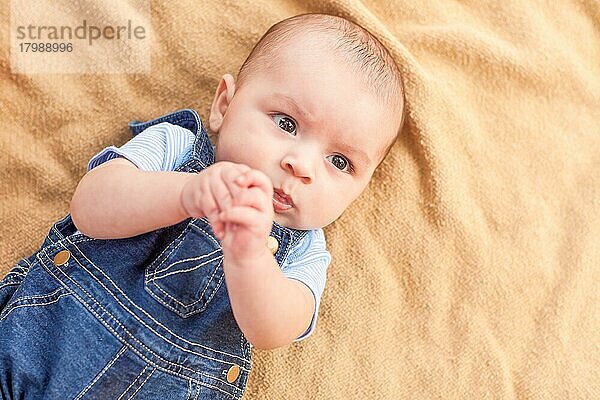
left=180, top=162, right=274, bottom=263
left=180, top=161, right=251, bottom=224
left=218, top=169, right=274, bottom=262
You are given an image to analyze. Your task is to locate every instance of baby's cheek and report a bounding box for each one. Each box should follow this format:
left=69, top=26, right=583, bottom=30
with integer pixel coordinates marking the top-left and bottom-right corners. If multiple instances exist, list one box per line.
left=303, top=194, right=335, bottom=228
left=237, top=145, right=269, bottom=169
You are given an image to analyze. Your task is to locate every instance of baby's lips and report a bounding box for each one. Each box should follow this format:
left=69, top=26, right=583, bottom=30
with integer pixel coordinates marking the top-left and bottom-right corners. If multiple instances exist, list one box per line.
left=273, top=188, right=294, bottom=207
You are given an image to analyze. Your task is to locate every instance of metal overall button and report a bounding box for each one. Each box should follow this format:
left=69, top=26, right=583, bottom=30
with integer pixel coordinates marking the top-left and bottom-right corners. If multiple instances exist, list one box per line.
left=267, top=236, right=279, bottom=255
left=226, top=364, right=240, bottom=383
left=53, top=250, right=71, bottom=266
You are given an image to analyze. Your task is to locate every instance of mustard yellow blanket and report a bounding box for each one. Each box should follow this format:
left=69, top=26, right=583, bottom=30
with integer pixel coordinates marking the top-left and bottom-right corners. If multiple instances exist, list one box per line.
left=1, top=0, right=599, bottom=398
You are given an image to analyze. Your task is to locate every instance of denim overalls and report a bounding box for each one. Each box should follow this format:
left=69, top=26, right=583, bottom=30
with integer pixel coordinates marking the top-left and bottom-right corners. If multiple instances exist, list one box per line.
left=0, top=109, right=307, bottom=399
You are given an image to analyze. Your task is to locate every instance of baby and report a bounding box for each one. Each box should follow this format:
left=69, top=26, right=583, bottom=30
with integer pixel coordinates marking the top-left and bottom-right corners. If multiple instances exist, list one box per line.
left=0, top=13, right=404, bottom=399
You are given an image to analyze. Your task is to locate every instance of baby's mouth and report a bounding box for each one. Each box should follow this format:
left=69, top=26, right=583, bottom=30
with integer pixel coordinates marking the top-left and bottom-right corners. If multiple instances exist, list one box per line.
left=272, top=189, right=294, bottom=212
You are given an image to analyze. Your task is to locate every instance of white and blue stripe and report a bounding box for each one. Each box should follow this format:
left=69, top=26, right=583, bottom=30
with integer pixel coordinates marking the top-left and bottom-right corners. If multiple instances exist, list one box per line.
left=87, top=122, right=195, bottom=172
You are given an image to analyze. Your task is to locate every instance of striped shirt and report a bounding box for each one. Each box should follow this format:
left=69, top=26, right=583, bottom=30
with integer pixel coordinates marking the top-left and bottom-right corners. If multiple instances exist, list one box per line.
left=85, top=122, right=331, bottom=341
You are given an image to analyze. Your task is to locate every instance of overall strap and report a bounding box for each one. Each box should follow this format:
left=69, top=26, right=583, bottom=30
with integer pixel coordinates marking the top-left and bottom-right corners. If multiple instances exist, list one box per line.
left=128, top=108, right=214, bottom=169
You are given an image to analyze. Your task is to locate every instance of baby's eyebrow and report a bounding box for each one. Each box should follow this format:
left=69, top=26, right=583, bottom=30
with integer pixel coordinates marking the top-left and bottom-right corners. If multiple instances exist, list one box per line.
left=337, top=142, right=371, bottom=167
left=272, top=93, right=314, bottom=123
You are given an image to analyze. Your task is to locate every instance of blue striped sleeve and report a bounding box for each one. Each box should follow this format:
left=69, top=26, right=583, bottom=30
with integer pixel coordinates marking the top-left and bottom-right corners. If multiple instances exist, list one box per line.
left=87, top=122, right=195, bottom=172
left=281, top=229, right=331, bottom=341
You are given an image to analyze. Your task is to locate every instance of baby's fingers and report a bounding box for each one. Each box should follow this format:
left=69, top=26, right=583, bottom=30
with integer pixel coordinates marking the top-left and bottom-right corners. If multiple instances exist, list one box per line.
left=234, top=187, right=273, bottom=214
left=212, top=165, right=249, bottom=211
left=182, top=173, right=218, bottom=219
left=219, top=206, right=269, bottom=233
left=235, top=170, right=273, bottom=196
left=211, top=219, right=225, bottom=239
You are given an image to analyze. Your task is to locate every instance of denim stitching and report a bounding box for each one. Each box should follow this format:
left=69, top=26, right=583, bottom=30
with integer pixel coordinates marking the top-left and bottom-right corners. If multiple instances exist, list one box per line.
left=190, top=221, right=220, bottom=245
left=147, top=262, right=224, bottom=318
left=5, top=258, right=34, bottom=280
left=152, top=249, right=222, bottom=278
left=69, top=249, right=247, bottom=367
left=42, top=258, right=233, bottom=390
left=63, top=232, right=286, bottom=365
left=280, top=232, right=293, bottom=261
left=279, top=230, right=307, bottom=263
left=0, top=288, right=70, bottom=321
left=2, top=269, right=27, bottom=280
left=2, top=264, right=27, bottom=277
left=150, top=256, right=224, bottom=311
left=183, top=224, right=225, bottom=305
left=238, top=360, right=249, bottom=398
left=239, top=333, right=251, bottom=362
left=117, top=364, right=148, bottom=400
left=42, top=258, right=191, bottom=372
left=144, top=285, right=189, bottom=317
left=145, top=221, right=225, bottom=317
left=51, top=240, right=250, bottom=375
left=153, top=254, right=223, bottom=280
left=239, top=331, right=252, bottom=395
left=51, top=222, right=62, bottom=235
left=126, top=367, right=155, bottom=400
left=49, top=224, right=62, bottom=244
left=190, top=377, right=201, bottom=400
left=179, top=225, right=226, bottom=310
left=4, top=287, right=64, bottom=303
left=21, top=257, right=34, bottom=269
left=145, top=222, right=191, bottom=284
left=13, top=263, right=29, bottom=274
left=116, top=363, right=149, bottom=400
left=150, top=219, right=220, bottom=277
left=10, top=269, right=27, bottom=277
left=65, top=236, right=249, bottom=366
left=186, top=379, right=193, bottom=400
left=150, top=260, right=224, bottom=318
left=0, top=293, right=70, bottom=321
left=151, top=252, right=222, bottom=280
left=0, top=282, right=21, bottom=291
left=188, top=112, right=206, bottom=168
left=74, top=345, right=128, bottom=399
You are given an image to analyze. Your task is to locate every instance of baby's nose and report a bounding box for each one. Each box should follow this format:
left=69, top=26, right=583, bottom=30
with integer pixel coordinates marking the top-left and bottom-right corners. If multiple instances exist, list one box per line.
left=281, top=156, right=313, bottom=184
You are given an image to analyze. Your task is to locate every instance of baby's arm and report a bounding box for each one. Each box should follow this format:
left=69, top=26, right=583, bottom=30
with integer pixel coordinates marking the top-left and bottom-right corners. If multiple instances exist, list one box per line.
left=70, top=157, right=196, bottom=238
left=181, top=168, right=314, bottom=349
left=222, top=243, right=315, bottom=349
left=70, top=157, right=313, bottom=348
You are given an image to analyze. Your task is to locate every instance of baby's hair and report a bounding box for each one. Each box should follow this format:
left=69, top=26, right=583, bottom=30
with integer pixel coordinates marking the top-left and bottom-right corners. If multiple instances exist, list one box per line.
left=237, top=13, right=405, bottom=162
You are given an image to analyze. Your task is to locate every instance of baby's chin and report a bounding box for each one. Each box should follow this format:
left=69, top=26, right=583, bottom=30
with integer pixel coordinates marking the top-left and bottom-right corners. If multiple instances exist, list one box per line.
left=273, top=212, right=322, bottom=231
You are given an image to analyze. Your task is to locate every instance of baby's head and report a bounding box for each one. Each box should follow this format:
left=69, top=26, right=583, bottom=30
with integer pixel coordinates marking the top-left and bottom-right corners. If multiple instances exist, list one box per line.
left=209, top=13, right=405, bottom=230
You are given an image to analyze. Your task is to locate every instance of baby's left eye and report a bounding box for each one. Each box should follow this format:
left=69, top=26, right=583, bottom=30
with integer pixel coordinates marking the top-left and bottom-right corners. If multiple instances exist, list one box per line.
left=326, top=154, right=352, bottom=173
left=272, top=114, right=297, bottom=135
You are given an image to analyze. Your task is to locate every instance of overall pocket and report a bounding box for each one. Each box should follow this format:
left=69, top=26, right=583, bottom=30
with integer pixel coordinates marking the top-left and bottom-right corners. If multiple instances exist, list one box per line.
left=144, top=218, right=224, bottom=318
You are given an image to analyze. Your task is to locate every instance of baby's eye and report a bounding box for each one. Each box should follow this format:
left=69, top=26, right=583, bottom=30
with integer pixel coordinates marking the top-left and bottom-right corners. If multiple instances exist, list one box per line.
left=326, top=154, right=352, bottom=173
left=272, top=114, right=297, bottom=135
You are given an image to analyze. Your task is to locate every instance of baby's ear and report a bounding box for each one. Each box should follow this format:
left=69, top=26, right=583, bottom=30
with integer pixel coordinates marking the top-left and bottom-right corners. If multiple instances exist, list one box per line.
left=209, top=74, right=236, bottom=132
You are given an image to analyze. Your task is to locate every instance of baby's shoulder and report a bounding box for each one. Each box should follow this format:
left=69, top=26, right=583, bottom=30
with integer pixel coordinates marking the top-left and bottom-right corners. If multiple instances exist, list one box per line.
left=287, top=228, right=329, bottom=261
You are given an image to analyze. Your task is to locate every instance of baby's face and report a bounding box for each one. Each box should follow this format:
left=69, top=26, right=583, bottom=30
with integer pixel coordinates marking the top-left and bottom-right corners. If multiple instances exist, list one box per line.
left=211, top=38, right=398, bottom=230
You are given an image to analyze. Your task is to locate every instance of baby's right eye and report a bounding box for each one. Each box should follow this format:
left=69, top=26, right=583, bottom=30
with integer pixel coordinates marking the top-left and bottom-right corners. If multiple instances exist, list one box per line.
left=272, top=114, right=297, bottom=136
